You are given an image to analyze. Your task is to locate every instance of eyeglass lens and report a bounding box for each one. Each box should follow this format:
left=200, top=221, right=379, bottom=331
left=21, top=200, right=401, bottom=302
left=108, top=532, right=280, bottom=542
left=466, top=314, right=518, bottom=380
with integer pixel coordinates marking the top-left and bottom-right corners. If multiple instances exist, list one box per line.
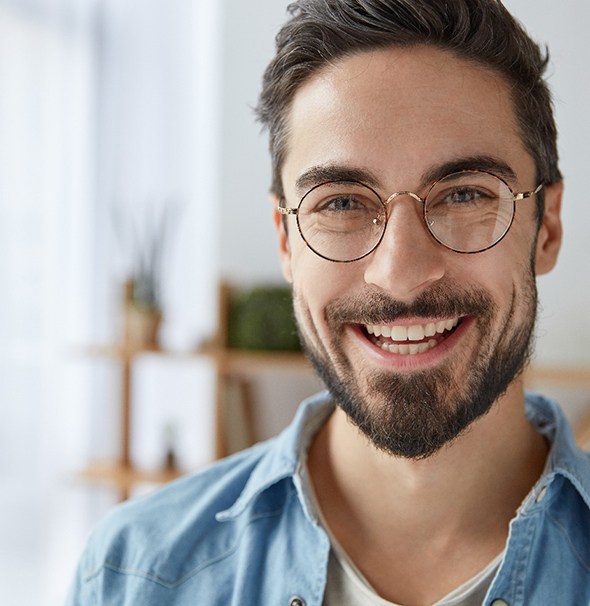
left=296, top=172, right=516, bottom=261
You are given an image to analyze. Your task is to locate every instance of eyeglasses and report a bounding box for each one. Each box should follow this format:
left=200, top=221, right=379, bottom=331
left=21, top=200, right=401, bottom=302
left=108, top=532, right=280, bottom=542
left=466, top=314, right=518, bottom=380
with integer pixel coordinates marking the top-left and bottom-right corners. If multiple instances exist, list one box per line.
left=278, top=170, right=543, bottom=262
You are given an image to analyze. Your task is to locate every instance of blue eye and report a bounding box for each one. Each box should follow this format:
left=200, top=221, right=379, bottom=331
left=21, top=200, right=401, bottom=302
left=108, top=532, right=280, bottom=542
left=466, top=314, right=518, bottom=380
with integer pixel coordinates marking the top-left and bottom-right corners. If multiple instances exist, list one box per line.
left=445, top=188, right=483, bottom=204
left=432, top=186, right=497, bottom=209
left=299, top=181, right=383, bottom=234
left=323, top=195, right=364, bottom=212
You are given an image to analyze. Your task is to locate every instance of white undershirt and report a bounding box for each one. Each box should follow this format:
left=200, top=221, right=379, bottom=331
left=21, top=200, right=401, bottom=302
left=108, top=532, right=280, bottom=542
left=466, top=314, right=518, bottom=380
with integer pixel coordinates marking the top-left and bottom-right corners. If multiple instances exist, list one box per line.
left=324, top=534, right=503, bottom=606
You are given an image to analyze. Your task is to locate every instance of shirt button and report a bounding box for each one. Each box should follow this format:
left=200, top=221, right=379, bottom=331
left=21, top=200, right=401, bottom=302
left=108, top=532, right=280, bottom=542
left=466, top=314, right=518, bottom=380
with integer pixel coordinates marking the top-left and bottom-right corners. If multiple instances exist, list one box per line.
left=289, top=598, right=306, bottom=606
left=491, top=600, right=509, bottom=606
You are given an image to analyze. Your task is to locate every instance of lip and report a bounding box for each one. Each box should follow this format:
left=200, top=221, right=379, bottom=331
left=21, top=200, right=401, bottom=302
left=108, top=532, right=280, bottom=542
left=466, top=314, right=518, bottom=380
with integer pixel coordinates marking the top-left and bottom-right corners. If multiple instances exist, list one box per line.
left=347, top=316, right=475, bottom=372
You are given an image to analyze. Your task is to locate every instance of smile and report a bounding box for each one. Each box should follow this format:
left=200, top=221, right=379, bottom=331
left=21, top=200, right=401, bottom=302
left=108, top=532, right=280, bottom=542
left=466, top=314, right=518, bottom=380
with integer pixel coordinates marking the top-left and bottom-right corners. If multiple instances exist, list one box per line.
left=364, top=318, right=461, bottom=355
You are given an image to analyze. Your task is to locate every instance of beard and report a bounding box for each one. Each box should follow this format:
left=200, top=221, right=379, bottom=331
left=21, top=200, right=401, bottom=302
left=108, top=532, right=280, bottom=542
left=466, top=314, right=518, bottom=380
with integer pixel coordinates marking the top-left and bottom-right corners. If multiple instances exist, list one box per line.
left=295, top=274, right=537, bottom=460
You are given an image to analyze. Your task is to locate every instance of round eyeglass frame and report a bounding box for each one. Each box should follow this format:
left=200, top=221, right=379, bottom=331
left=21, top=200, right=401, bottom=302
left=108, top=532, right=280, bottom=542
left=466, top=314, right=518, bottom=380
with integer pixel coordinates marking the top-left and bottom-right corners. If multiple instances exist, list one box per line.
left=278, top=170, right=544, bottom=263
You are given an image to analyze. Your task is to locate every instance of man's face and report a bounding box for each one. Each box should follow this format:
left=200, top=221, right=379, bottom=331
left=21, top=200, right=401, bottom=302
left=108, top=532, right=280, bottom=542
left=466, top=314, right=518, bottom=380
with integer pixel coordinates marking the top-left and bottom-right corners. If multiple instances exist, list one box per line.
left=276, top=46, right=562, bottom=458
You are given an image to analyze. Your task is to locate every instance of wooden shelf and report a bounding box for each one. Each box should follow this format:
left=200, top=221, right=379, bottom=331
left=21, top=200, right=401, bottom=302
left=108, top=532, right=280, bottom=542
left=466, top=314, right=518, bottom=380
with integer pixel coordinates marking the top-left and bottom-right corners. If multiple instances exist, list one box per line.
left=78, top=461, right=184, bottom=494
left=81, top=342, right=309, bottom=372
left=81, top=343, right=197, bottom=359
left=198, top=344, right=309, bottom=376
left=524, top=365, right=590, bottom=448
left=525, top=365, right=590, bottom=387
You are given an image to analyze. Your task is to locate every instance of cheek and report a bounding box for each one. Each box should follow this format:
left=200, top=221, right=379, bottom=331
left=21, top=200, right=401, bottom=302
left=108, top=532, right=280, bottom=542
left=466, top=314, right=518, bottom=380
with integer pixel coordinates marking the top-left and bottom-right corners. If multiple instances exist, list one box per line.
left=290, top=249, right=359, bottom=332
left=508, top=208, right=540, bottom=265
left=462, top=209, right=536, bottom=275
left=440, top=250, right=524, bottom=329
left=466, top=245, right=534, bottom=325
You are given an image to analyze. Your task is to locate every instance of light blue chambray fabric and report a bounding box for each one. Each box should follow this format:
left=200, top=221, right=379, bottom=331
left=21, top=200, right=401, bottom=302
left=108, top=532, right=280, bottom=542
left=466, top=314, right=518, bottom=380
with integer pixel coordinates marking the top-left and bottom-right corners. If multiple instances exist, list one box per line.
left=66, top=391, right=590, bottom=606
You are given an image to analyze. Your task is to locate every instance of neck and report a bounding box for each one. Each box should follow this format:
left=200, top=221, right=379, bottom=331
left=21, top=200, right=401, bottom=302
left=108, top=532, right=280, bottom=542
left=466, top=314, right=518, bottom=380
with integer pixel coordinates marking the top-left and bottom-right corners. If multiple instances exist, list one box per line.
left=310, top=378, right=547, bottom=527
left=307, top=378, right=548, bottom=602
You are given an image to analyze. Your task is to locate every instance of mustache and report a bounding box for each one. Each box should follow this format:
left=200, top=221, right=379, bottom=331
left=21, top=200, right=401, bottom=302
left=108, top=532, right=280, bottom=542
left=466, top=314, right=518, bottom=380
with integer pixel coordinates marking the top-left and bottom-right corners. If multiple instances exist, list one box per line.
left=325, top=285, right=496, bottom=326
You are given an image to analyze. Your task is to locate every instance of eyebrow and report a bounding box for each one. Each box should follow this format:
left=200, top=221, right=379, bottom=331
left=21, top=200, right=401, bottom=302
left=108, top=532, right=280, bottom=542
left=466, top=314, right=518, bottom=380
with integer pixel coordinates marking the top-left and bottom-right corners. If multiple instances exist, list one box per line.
left=294, top=165, right=381, bottom=194
left=420, top=155, right=518, bottom=187
left=294, top=155, right=519, bottom=196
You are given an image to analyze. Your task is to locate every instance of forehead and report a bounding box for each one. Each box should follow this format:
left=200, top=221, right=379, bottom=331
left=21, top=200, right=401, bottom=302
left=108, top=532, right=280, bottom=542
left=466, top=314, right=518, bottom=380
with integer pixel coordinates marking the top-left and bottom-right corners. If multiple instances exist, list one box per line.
left=281, top=45, right=533, bottom=193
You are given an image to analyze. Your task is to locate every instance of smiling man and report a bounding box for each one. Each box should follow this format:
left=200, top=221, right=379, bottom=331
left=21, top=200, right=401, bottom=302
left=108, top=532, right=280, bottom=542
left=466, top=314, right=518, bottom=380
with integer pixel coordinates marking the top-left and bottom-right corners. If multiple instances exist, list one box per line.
left=67, top=2, right=590, bottom=605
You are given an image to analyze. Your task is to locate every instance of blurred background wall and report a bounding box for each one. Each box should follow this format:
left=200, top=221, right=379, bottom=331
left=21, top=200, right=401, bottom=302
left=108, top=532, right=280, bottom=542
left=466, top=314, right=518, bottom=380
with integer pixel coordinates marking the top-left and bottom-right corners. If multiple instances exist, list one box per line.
left=0, top=0, right=588, bottom=604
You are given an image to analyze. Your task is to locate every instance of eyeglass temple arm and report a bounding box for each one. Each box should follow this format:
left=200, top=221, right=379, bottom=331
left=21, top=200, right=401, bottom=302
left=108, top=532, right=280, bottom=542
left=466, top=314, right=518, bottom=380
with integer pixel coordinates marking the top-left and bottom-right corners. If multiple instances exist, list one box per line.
left=277, top=202, right=298, bottom=215
left=514, top=183, right=544, bottom=201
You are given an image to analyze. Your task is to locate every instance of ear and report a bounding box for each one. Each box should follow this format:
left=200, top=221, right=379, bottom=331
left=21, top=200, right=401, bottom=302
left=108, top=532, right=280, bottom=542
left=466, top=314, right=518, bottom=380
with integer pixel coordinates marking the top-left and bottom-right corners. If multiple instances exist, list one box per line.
left=534, top=181, right=563, bottom=275
left=272, top=195, right=293, bottom=283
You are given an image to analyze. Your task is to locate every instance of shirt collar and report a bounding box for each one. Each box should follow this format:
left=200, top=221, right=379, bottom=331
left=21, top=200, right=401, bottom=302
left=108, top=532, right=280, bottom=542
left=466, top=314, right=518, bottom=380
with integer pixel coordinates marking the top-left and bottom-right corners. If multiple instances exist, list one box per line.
left=217, top=390, right=590, bottom=521
left=524, top=391, right=590, bottom=510
left=216, top=391, right=334, bottom=521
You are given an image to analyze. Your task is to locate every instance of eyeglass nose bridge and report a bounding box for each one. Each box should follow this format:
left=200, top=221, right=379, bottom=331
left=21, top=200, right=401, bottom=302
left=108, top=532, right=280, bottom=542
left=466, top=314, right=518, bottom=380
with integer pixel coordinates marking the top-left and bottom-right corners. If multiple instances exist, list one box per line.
left=381, top=191, right=427, bottom=227
left=374, top=191, right=429, bottom=236
left=383, top=190, right=425, bottom=207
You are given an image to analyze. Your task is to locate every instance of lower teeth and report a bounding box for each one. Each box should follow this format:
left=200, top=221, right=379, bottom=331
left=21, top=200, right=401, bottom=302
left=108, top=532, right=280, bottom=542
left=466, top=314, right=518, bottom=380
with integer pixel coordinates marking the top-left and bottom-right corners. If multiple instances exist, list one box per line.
left=379, top=339, right=438, bottom=355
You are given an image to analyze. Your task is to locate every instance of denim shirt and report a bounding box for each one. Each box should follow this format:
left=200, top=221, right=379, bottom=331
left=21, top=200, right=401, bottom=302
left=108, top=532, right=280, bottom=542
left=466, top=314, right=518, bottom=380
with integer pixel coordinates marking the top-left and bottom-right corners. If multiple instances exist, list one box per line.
left=66, top=391, right=590, bottom=606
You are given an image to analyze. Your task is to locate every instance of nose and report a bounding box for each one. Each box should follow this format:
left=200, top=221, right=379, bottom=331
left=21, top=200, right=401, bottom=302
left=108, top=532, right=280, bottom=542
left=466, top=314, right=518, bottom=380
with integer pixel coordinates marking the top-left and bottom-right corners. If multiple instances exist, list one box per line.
left=363, top=195, right=446, bottom=300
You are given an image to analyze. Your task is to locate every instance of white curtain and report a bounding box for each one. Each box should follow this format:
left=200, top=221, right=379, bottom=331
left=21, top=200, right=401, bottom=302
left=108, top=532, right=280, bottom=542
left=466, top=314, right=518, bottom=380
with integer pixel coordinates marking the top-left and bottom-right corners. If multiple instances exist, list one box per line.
left=0, top=1, right=98, bottom=604
left=0, top=0, right=222, bottom=603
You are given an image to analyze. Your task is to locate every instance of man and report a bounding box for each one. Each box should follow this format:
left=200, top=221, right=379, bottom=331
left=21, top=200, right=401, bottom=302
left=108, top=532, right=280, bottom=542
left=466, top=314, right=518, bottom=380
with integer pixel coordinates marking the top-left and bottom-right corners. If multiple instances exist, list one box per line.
left=67, top=1, right=590, bottom=604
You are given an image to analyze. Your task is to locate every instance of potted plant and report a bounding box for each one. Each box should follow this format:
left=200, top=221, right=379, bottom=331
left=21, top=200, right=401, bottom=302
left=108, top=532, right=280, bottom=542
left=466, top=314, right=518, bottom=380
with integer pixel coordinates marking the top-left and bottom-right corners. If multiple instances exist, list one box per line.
left=227, top=285, right=301, bottom=351
left=113, top=199, right=179, bottom=348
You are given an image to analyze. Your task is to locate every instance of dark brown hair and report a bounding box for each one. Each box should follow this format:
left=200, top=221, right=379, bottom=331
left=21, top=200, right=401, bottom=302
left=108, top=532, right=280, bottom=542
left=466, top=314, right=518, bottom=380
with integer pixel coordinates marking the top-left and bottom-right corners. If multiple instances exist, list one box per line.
left=256, top=0, right=561, bottom=220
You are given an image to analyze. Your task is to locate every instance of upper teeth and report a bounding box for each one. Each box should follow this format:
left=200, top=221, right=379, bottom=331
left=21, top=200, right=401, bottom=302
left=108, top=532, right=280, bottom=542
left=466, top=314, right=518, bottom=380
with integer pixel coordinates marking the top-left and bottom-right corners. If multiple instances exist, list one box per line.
left=366, top=318, right=459, bottom=341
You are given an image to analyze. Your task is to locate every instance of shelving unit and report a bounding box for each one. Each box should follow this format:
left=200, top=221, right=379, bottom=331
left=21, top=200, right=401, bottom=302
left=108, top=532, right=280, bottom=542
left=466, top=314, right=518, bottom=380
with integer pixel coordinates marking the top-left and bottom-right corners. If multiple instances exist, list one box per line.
left=80, top=344, right=189, bottom=501
left=78, top=284, right=312, bottom=500
left=78, top=460, right=182, bottom=496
